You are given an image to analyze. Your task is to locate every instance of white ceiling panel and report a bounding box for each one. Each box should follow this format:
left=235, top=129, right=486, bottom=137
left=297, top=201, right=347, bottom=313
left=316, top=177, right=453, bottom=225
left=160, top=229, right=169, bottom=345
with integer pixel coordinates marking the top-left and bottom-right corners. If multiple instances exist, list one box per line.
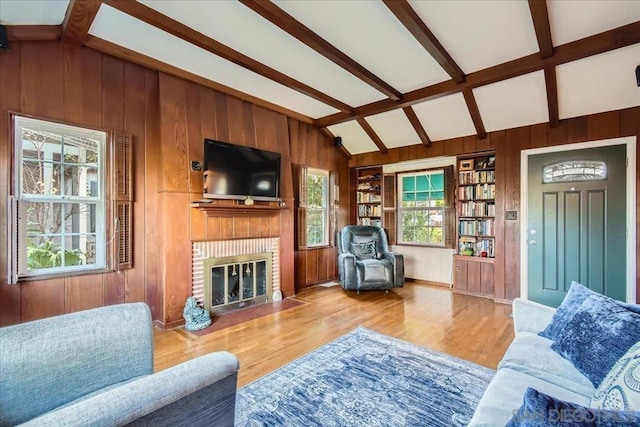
left=548, top=0, right=640, bottom=46
left=411, top=93, right=477, bottom=142
left=140, top=0, right=385, bottom=107
left=556, top=44, right=640, bottom=120
left=366, top=109, right=421, bottom=149
left=328, top=121, right=378, bottom=155
left=0, top=0, right=69, bottom=25
left=90, top=4, right=338, bottom=119
left=273, top=0, right=451, bottom=93
left=473, top=71, right=549, bottom=132
left=408, top=0, right=539, bottom=73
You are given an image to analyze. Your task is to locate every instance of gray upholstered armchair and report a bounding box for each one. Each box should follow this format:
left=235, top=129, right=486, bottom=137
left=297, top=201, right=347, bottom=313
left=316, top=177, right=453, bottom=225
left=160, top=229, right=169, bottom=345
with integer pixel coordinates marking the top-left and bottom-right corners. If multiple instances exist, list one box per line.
left=337, top=225, right=404, bottom=292
left=0, top=303, right=239, bottom=427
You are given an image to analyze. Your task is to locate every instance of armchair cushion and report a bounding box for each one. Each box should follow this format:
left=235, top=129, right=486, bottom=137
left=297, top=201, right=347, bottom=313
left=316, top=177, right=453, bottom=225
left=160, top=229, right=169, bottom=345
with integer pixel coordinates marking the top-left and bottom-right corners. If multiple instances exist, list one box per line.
left=351, top=241, right=377, bottom=260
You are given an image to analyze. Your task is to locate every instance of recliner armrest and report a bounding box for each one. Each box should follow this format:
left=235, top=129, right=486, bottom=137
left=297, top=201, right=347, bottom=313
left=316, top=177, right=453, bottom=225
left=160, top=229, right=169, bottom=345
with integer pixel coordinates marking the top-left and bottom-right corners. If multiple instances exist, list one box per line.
left=381, top=252, right=404, bottom=288
left=21, top=352, right=240, bottom=427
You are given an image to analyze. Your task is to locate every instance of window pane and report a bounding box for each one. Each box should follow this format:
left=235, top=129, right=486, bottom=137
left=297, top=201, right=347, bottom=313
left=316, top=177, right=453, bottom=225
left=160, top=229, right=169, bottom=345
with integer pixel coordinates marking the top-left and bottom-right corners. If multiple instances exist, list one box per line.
left=543, top=160, right=606, bottom=183
left=402, top=176, right=415, bottom=191
left=415, top=175, right=428, bottom=191
left=430, top=174, right=444, bottom=191
left=63, top=236, right=90, bottom=266
left=63, top=165, right=99, bottom=197
left=26, top=235, right=63, bottom=270
left=22, top=159, right=62, bottom=196
left=25, top=202, right=63, bottom=236
left=63, top=203, right=97, bottom=235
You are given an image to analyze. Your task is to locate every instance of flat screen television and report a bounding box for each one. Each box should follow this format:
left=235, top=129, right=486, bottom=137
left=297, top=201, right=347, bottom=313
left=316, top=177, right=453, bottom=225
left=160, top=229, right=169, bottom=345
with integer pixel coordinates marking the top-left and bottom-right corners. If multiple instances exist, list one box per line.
left=203, top=139, right=281, bottom=202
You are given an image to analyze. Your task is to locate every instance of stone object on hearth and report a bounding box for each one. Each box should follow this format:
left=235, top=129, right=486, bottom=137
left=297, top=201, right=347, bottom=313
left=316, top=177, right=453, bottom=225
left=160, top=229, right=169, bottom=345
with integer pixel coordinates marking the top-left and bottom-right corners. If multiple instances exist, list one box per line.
left=183, top=297, right=212, bottom=331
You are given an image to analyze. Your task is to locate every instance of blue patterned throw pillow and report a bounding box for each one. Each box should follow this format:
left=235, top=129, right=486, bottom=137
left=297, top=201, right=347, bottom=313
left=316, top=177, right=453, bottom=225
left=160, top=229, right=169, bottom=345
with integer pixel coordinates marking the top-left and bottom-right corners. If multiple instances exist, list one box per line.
left=551, top=295, right=640, bottom=388
left=539, top=282, right=595, bottom=341
left=351, top=241, right=376, bottom=260
left=539, top=282, right=640, bottom=341
left=507, top=388, right=640, bottom=426
left=591, top=341, right=640, bottom=411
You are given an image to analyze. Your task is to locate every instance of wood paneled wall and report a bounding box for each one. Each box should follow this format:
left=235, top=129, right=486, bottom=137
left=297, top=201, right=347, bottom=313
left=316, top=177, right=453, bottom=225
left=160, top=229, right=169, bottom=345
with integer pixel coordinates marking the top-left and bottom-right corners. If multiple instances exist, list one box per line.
left=288, top=120, right=350, bottom=288
left=0, top=41, right=160, bottom=326
left=350, top=107, right=640, bottom=303
left=156, top=73, right=299, bottom=327
left=0, top=41, right=349, bottom=328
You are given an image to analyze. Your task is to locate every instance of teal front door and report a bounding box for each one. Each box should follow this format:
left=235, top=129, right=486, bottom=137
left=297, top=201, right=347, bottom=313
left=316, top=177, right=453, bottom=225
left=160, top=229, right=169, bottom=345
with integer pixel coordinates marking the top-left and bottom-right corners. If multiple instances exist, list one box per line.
left=527, top=145, right=627, bottom=307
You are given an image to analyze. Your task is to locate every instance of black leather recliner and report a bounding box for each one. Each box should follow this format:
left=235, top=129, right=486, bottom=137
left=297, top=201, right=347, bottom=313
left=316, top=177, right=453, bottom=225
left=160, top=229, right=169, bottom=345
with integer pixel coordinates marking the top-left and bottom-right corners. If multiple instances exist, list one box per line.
left=337, top=225, right=404, bottom=293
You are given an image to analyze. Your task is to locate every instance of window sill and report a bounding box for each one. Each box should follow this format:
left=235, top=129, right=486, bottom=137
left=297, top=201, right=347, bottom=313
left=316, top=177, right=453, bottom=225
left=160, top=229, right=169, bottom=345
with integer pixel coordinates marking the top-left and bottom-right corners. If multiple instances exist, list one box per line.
left=301, top=245, right=334, bottom=251
left=392, top=243, right=454, bottom=250
left=16, top=267, right=114, bottom=283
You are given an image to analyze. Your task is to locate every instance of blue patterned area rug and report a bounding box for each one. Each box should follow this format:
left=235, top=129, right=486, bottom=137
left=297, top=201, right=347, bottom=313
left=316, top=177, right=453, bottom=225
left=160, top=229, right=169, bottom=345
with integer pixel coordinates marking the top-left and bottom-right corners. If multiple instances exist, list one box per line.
left=235, top=326, right=494, bottom=426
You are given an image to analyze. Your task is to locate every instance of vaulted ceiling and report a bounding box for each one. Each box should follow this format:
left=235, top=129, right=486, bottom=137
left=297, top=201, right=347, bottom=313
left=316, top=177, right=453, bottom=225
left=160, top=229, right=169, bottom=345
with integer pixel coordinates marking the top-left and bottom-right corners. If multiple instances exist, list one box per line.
left=2, top=0, right=639, bottom=158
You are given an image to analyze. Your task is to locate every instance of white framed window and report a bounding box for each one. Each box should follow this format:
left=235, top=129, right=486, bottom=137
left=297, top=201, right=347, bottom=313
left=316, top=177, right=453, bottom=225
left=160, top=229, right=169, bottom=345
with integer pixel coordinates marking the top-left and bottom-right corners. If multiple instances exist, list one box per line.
left=11, top=116, right=108, bottom=280
left=305, top=168, right=329, bottom=247
left=397, top=170, right=447, bottom=246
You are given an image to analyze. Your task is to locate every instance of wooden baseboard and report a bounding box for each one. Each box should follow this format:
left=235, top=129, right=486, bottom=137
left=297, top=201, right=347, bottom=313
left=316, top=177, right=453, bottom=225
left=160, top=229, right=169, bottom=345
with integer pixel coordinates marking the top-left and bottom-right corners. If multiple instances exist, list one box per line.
left=406, top=278, right=452, bottom=288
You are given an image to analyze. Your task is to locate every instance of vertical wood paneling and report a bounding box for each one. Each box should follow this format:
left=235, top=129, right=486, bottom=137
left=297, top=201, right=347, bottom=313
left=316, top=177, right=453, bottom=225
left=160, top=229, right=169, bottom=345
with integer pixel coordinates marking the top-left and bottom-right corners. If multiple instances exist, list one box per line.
left=504, top=128, right=528, bottom=300
left=158, top=74, right=189, bottom=192
left=214, top=92, right=230, bottom=142
left=101, top=55, right=125, bottom=131
left=20, top=279, right=65, bottom=322
left=587, top=111, right=619, bottom=141
left=566, top=116, right=587, bottom=143
left=64, top=44, right=102, bottom=128
left=199, top=89, right=217, bottom=140
left=103, top=271, right=126, bottom=306
left=65, top=275, right=104, bottom=313
left=0, top=41, right=22, bottom=326
left=123, top=62, right=147, bottom=304
left=185, top=82, right=203, bottom=194
left=21, top=42, right=65, bottom=120
left=161, top=192, right=192, bottom=327
left=143, top=69, right=160, bottom=318
left=492, top=131, right=507, bottom=301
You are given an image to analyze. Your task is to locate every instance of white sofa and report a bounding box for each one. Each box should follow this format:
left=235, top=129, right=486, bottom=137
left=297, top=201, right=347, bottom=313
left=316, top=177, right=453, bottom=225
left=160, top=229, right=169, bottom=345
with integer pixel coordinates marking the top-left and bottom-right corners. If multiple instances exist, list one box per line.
left=469, top=298, right=596, bottom=426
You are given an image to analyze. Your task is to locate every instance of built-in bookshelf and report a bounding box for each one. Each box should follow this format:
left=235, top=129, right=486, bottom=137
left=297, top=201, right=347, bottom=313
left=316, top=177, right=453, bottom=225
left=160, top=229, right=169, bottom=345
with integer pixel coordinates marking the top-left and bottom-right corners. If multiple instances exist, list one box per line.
left=456, top=152, right=496, bottom=258
left=355, top=167, right=383, bottom=227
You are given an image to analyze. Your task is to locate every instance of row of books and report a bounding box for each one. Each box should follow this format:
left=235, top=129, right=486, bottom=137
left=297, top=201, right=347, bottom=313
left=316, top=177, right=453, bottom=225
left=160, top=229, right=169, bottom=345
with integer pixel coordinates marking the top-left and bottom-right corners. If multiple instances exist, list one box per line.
left=459, top=237, right=495, bottom=257
left=459, top=219, right=495, bottom=236
left=357, top=192, right=381, bottom=203
left=358, top=204, right=381, bottom=217
left=458, top=183, right=496, bottom=200
left=459, top=170, right=495, bottom=185
left=459, top=201, right=496, bottom=217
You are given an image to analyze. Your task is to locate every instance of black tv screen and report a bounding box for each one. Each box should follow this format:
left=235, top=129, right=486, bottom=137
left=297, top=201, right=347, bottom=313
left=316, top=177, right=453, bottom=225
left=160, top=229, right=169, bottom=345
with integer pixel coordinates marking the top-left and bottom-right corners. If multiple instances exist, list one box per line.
left=203, top=139, right=281, bottom=201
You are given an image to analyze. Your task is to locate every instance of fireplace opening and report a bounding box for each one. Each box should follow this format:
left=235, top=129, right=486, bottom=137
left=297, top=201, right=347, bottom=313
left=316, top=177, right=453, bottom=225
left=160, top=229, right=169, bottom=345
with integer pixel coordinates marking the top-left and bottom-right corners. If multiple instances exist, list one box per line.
left=203, top=252, right=272, bottom=315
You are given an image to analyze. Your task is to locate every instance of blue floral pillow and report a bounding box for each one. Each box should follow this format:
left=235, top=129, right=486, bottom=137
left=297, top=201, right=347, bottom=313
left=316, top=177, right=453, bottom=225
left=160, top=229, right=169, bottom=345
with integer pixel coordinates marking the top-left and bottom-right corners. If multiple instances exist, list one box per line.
left=507, top=388, right=640, bottom=426
left=551, top=294, right=640, bottom=388
left=351, top=241, right=376, bottom=260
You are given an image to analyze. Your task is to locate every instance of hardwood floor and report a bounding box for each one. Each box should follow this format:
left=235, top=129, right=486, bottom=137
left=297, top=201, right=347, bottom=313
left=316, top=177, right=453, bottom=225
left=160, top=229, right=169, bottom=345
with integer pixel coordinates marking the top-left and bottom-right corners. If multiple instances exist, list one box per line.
left=153, top=283, right=515, bottom=387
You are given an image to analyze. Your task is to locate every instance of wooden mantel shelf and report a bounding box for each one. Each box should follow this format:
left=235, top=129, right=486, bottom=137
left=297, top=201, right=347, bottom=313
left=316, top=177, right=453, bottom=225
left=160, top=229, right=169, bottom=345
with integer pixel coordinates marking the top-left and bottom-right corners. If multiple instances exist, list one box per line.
left=191, top=202, right=287, bottom=216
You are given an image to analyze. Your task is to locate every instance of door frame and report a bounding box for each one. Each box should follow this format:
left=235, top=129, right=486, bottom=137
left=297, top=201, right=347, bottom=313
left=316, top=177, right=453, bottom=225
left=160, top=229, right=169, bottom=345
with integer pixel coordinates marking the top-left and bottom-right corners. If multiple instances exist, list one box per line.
left=520, top=136, right=637, bottom=303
